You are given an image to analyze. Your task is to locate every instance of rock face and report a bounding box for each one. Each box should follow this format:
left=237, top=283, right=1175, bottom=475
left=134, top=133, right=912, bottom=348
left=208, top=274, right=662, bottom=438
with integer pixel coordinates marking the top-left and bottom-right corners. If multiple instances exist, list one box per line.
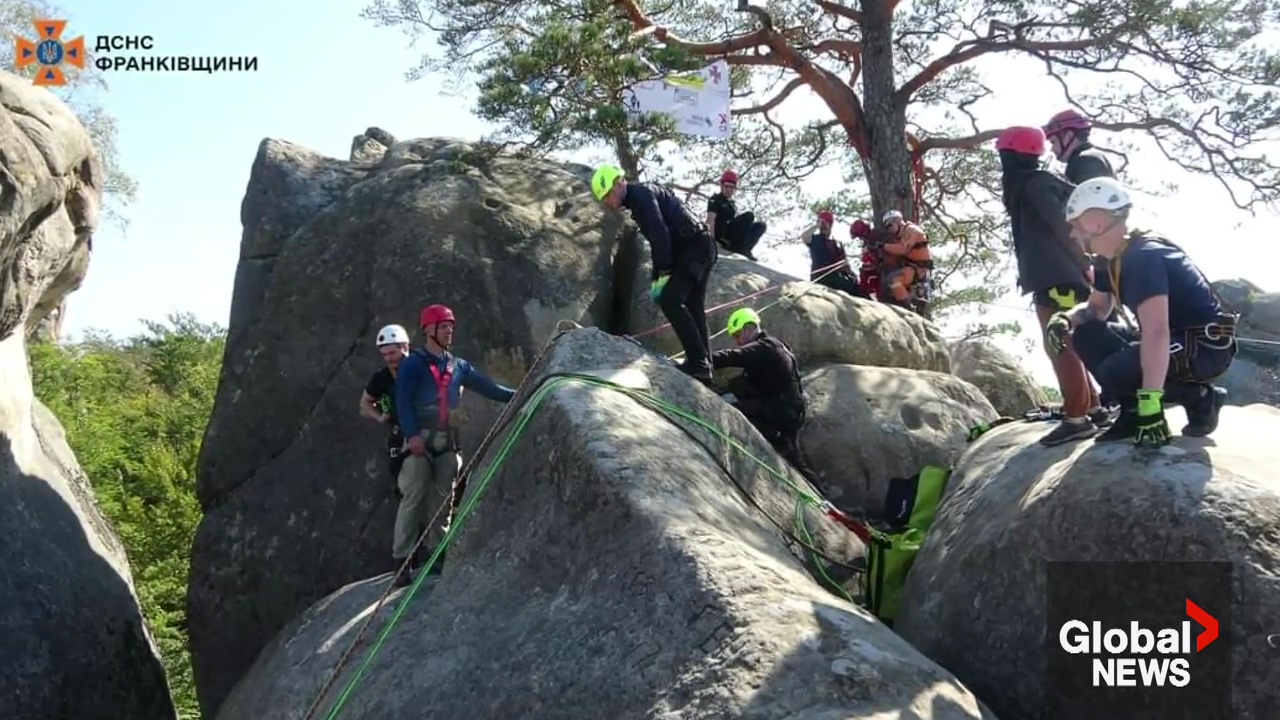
left=190, top=137, right=629, bottom=716
left=799, top=364, right=997, bottom=512
left=948, top=339, right=1047, bottom=417
left=895, top=405, right=1280, bottom=720
left=1209, top=279, right=1279, bottom=406
left=628, top=255, right=950, bottom=372
left=214, top=328, right=995, bottom=720
left=0, top=71, right=175, bottom=719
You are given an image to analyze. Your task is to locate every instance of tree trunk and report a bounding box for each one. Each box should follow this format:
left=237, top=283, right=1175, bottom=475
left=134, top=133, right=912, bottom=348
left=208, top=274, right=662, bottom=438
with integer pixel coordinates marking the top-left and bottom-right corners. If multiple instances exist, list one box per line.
left=858, top=3, right=915, bottom=223
left=612, top=132, right=642, bottom=179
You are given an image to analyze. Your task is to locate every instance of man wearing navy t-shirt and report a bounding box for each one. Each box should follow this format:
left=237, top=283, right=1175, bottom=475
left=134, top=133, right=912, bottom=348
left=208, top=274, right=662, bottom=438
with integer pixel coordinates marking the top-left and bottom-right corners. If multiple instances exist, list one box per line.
left=1044, top=178, right=1237, bottom=447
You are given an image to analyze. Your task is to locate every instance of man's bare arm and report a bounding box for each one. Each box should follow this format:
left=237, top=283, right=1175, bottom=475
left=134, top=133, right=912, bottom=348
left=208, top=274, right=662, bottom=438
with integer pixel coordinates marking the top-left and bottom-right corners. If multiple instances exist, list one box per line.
left=1067, top=291, right=1114, bottom=327
left=1134, top=295, right=1172, bottom=390
left=359, top=390, right=386, bottom=421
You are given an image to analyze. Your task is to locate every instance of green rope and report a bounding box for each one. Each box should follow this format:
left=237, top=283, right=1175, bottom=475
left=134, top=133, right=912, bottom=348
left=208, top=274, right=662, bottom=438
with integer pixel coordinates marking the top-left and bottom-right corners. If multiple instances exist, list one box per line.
left=321, top=371, right=858, bottom=719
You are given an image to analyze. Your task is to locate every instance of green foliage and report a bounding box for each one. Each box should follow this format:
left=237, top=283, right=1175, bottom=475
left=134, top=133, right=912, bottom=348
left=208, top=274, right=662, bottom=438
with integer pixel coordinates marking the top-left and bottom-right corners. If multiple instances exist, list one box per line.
left=0, top=0, right=138, bottom=226
left=28, top=313, right=224, bottom=720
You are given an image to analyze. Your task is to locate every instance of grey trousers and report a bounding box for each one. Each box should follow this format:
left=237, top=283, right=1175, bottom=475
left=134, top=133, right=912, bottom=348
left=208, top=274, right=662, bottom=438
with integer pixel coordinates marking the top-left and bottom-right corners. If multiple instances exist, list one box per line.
left=392, top=431, right=460, bottom=560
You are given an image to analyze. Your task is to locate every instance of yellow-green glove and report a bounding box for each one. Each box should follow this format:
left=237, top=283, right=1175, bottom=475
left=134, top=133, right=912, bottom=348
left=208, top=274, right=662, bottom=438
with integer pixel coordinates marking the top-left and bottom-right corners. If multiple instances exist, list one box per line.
left=649, top=273, right=671, bottom=302
left=1134, top=389, right=1171, bottom=448
left=1045, top=312, right=1071, bottom=355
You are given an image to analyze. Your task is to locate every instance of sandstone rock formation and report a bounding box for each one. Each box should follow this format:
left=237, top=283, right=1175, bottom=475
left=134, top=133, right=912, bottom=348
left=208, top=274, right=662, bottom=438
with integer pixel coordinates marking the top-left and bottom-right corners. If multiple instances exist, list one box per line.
left=948, top=339, right=1047, bottom=417
left=895, top=404, right=1280, bottom=719
left=628, top=255, right=951, bottom=372
left=0, top=71, right=176, bottom=719
left=189, top=137, right=628, bottom=715
left=800, top=364, right=997, bottom=512
left=214, top=328, right=996, bottom=720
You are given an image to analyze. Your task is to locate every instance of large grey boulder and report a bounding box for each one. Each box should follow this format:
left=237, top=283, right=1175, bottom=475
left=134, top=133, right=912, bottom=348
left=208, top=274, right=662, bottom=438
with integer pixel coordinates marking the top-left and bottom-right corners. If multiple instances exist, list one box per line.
left=896, top=405, right=1280, bottom=720
left=799, top=364, right=997, bottom=513
left=0, top=71, right=175, bottom=719
left=627, top=255, right=951, bottom=372
left=189, top=137, right=629, bottom=716
left=214, top=328, right=995, bottom=720
left=948, top=339, right=1047, bottom=417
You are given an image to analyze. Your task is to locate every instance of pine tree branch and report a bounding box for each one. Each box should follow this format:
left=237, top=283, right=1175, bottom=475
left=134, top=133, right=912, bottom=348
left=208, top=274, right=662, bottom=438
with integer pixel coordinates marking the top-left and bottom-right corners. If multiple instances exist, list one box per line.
left=736, top=78, right=806, bottom=115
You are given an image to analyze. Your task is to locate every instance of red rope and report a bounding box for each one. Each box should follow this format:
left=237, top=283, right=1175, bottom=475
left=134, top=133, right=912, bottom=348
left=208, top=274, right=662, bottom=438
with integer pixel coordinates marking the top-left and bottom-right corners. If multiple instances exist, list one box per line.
left=627, top=259, right=850, bottom=340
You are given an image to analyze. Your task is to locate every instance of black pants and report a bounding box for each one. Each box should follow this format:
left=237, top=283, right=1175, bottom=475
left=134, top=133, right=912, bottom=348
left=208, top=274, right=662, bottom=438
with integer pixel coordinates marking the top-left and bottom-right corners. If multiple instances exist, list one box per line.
left=1072, top=321, right=1235, bottom=411
left=818, top=269, right=867, bottom=299
left=659, top=233, right=718, bottom=378
left=722, top=213, right=765, bottom=257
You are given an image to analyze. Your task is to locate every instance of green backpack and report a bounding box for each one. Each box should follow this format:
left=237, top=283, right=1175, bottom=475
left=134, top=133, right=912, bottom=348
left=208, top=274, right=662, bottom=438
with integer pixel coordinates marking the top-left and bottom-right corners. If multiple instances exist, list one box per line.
left=860, top=418, right=1012, bottom=624
left=861, top=464, right=951, bottom=625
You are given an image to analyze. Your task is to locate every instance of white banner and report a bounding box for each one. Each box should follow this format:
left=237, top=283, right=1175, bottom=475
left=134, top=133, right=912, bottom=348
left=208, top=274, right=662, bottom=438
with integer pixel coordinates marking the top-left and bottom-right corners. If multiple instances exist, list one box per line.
left=621, top=60, right=732, bottom=140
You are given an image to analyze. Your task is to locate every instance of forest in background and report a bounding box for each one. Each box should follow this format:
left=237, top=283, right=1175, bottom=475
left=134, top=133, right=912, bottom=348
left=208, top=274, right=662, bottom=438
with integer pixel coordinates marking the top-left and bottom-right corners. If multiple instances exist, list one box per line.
left=28, top=313, right=223, bottom=719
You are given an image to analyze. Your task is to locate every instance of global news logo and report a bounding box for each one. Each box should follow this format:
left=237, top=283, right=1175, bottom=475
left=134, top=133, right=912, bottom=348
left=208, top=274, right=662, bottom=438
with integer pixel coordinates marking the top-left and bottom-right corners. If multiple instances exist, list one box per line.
left=1058, top=598, right=1219, bottom=688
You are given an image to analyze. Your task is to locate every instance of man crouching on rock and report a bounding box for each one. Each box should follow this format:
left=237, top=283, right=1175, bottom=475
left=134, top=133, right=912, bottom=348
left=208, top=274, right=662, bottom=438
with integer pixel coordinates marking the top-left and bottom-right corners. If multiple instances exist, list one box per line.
left=391, top=303, right=516, bottom=588
left=1046, top=178, right=1236, bottom=448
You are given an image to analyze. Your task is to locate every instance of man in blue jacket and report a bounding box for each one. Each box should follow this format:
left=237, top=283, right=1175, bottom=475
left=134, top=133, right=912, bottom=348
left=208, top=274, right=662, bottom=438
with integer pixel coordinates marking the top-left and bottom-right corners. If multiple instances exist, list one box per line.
left=592, top=164, right=718, bottom=386
left=391, top=303, right=516, bottom=587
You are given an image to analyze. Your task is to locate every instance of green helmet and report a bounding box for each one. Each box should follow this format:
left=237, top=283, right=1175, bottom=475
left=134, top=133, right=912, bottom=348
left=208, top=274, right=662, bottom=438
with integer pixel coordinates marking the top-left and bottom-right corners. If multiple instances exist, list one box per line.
left=591, top=165, right=624, bottom=201
left=726, top=307, right=761, bottom=336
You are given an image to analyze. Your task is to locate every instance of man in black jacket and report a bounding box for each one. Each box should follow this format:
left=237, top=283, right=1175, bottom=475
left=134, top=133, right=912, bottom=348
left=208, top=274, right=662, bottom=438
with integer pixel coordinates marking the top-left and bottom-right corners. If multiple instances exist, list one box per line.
left=593, top=165, right=718, bottom=385
left=806, top=209, right=865, bottom=298
left=1043, top=109, right=1115, bottom=184
left=705, top=169, right=765, bottom=260
left=997, top=125, right=1110, bottom=446
left=713, top=307, right=813, bottom=478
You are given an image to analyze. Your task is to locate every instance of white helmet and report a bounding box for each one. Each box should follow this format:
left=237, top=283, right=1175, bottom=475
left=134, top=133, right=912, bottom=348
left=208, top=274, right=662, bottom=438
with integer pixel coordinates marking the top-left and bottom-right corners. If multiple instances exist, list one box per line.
left=882, top=209, right=904, bottom=224
left=375, top=324, right=410, bottom=347
left=1065, top=177, right=1132, bottom=222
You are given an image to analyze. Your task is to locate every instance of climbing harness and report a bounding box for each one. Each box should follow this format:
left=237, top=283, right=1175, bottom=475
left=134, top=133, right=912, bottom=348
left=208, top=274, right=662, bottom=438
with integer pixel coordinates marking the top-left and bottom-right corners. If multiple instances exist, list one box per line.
left=419, top=351, right=461, bottom=451
left=1106, top=233, right=1241, bottom=381
left=306, top=356, right=882, bottom=720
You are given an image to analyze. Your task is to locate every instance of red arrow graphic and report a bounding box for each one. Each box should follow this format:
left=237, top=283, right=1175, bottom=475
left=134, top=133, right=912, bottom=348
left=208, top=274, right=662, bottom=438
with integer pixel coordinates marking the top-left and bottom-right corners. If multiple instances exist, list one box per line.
left=1187, top=598, right=1219, bottom=651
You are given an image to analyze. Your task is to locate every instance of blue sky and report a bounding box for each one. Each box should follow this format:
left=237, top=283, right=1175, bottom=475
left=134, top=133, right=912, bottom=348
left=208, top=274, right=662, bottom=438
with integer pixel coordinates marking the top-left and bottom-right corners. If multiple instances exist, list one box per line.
left=47, top=0, right=1280, bottom=386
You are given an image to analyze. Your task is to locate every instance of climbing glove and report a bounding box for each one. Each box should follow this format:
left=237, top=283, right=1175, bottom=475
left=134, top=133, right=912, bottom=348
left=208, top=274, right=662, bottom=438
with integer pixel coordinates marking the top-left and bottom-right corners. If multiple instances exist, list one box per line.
left=1134, top=389, right=1172, bottom=448
left=649, top=273, right=671, bottom=302
left=1045, top=312, right=1071, bottom=355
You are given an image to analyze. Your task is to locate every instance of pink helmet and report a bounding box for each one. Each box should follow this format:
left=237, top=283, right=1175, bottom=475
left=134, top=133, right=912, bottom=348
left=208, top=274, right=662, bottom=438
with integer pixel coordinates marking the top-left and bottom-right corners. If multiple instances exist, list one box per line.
left=1043, top=109, right=1091, bottom=136
left=995, top=126, right=1046, bottom=156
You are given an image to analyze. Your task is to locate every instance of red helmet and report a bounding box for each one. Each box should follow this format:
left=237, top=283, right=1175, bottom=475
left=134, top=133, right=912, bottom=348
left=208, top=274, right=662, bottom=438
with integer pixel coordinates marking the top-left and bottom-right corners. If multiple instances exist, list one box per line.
left=720, top=169, right=738, bottom=185
left=850, top=219, right=871, bottom=238
left=995, top=126, right=1046, bottom=156
left=817, top=210, right=834, bottom=224
left=419, top=304, right=455, bottom=328
left=1043, top=109, right=1091, bottom=136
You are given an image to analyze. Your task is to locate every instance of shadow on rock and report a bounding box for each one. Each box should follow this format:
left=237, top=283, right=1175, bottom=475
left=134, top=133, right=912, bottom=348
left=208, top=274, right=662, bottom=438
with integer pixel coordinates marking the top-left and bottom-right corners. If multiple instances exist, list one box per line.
left=0, top=431, right=176, bottom=720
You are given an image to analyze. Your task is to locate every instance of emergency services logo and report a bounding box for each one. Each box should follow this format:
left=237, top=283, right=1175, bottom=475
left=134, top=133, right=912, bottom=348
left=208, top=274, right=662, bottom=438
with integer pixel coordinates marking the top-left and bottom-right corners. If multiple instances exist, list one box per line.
left=1058, top=598, right=1219, bottom=688
left=14, top=20, right=86, bottom=87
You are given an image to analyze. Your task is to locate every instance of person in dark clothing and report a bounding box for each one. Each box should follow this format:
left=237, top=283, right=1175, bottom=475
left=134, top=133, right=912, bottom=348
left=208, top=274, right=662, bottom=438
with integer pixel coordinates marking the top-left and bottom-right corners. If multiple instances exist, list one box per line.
left=705, top=169, right=765, bottom=261
left=1043, top=109, right=1115, bottom=184
left=1044, top=107, right=1122, bottom=411
left=360, top=324, right=411, bottom=495
left=593, top=164, right=719, bottom=385
left=997, top=125, right=1110, bottom=446
left=713, top=308, right=815, bottom=479
left=391, top=304, right=516, bottom=588
left=1048, top=178, right=1236, bottom=447
left=806, top=210, right=865, bottom=298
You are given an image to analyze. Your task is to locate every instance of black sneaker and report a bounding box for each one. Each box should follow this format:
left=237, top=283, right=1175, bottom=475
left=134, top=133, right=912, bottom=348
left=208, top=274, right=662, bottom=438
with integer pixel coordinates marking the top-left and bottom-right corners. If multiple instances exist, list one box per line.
left=1182, top=386, right=1227, bottom=437
left=1039, top=418, right=1099, bottom=446
left=1088, top=406, right=1117, bottom=429
left=1095, top=411, right=1138, bottom=443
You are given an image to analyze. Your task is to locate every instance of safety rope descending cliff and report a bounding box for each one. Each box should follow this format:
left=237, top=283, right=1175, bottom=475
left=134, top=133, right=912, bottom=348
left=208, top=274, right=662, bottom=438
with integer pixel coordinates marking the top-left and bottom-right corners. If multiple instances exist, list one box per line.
left=302, top=367, right=876, bottom=720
